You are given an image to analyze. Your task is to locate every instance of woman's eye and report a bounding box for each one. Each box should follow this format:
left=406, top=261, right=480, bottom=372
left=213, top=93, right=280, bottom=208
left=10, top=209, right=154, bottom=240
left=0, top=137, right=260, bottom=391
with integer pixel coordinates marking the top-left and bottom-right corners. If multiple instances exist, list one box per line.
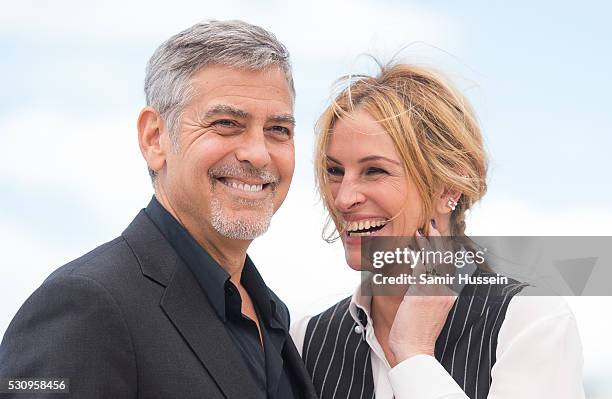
left=326, top=166, right=343, bottom=176
left=365, top=167, right=387, bottom=175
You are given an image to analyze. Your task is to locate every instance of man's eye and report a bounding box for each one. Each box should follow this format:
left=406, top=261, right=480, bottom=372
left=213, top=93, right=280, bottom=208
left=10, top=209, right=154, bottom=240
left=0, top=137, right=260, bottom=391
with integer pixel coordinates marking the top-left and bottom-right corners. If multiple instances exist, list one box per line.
left=212, top=119, right=238, bottom=128
left=326, top=167, right=343, bottom=176
left=365, top=167, right=387, bottom=175
left=269, top=125, right=292, bottom=137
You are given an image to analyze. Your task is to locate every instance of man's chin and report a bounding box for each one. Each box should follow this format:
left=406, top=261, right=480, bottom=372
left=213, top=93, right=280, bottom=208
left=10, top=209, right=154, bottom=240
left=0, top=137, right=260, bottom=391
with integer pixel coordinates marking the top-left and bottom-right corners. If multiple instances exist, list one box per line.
left=222, top=208, right=272, bottom=221
left=212, top=220, right=272, bottom=240
left=209, top=196, right=274, bottom=239
left=212, top=214, right=272, bottom=239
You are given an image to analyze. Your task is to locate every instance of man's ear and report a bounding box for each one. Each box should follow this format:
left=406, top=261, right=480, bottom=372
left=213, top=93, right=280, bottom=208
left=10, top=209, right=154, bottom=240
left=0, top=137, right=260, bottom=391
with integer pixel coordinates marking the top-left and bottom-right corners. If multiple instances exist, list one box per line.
left=434, top=187, right=462, bottom=215
left=137, top=107, right=167, bottom=176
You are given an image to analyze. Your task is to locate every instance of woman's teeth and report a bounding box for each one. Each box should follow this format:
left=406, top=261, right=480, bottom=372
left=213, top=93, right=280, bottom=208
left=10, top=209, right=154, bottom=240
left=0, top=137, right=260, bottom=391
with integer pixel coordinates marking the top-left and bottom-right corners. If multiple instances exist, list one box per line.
left=346, top=219, right=388, bottom=236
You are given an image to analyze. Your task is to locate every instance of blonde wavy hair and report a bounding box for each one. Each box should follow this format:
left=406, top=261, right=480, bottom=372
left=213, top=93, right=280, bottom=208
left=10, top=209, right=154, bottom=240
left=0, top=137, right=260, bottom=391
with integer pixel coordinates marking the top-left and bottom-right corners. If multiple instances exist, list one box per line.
left=315, top=63, right=488, bottom=242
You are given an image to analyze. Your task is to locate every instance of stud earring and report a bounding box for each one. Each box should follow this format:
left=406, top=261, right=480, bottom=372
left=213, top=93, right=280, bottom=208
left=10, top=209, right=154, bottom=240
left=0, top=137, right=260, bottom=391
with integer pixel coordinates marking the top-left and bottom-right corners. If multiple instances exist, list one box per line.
left=447, top=199, right=458, bottom=211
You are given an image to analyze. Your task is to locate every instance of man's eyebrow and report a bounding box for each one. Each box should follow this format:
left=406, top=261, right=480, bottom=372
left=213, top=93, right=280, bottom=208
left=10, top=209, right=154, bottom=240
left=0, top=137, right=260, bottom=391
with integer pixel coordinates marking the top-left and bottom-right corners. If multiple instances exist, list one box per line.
left=325, top=154, right=401, bottom=166
left=268, top=113, right=296, bottom=126
left=204, top=104, right=249, bottom=119
left=203, top=105, right=294, bottom=126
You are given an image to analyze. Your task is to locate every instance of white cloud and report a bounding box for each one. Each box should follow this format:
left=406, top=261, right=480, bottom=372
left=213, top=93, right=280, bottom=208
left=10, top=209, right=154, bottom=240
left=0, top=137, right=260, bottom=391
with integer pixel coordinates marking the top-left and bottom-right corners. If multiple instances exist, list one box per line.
left=0, top=221, right=82, bottom=334
left=0, top=110, right=152, bottom=227
left=279, top=0, right=460, bottom=58
left=1, top=0, right=460, bottom=61
left=0, top=0, right=248, bottom=40
left=467, top=196, right=612, bottom=235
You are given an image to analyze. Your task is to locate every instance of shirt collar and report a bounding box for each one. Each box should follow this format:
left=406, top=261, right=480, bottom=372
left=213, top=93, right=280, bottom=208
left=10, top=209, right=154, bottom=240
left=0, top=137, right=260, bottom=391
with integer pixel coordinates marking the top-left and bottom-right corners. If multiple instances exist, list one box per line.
left=144, top=196, right=278, bottom=324
left=241, top=255, right=279, bottom=324
left=349, top=275, right=373, bottom=329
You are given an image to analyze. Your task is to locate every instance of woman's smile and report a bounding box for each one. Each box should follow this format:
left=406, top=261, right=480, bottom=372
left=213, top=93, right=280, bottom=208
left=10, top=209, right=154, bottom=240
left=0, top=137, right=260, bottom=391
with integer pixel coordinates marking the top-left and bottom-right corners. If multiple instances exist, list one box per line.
left=342, top=216, right=391, bottom=246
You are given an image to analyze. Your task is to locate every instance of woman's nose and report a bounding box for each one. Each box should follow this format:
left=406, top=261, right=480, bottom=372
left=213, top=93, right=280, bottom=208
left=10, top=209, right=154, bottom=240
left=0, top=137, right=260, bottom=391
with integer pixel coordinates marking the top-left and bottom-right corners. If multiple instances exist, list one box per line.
left=334, top=179, right=366, bottom=212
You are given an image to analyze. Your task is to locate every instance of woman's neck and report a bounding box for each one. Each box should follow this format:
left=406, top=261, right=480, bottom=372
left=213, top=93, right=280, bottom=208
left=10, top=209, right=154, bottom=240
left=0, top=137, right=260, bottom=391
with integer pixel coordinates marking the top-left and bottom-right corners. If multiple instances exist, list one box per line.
left=370, top=294, right=405, bottom=367
left=370, top=294, right=403, bottom=332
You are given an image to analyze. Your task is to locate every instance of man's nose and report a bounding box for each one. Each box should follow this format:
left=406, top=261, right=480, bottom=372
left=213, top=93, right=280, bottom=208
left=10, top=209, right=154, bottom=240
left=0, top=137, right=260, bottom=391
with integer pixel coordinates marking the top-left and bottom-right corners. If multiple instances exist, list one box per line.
left=334, top=178, right=366, bottom=212
left=235, top=129, right=272, bottom=169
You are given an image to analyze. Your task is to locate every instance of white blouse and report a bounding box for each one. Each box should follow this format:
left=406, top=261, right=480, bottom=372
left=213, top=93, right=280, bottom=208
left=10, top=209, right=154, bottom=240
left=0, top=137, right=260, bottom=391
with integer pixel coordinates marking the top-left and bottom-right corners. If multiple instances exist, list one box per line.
left=290, top=286, right=585, bottom=399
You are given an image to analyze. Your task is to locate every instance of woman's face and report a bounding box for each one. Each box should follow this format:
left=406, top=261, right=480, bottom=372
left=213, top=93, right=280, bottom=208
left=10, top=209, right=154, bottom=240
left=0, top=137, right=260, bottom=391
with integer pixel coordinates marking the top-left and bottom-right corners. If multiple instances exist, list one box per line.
left=325, top=109, right=424, bottom=270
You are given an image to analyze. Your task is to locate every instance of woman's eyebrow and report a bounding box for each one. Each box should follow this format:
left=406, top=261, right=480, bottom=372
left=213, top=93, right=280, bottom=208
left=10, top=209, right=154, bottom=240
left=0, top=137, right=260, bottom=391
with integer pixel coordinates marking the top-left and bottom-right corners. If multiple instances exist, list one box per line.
left=325, top=155, right=341, bottom=164
left=325, top=154, right=401, bottom=166
left=358, top=155, right=401, bottom=165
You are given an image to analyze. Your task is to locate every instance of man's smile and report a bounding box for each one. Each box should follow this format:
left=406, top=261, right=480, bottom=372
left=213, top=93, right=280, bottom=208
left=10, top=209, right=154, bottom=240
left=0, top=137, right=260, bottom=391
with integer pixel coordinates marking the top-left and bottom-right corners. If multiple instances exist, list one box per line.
left=216, top=176, right=275, bottom=200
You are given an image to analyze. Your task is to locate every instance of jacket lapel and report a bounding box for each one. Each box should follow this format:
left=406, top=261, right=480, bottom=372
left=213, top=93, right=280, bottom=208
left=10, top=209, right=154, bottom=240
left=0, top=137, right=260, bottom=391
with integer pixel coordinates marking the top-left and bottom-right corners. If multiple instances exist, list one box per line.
left=123, top=210, right=260, bottom=399
left=122, top=210, right=177, bottom=286
left=160, top=258, right=261, bottom=399
left=282, top=333, right=319, bottom=399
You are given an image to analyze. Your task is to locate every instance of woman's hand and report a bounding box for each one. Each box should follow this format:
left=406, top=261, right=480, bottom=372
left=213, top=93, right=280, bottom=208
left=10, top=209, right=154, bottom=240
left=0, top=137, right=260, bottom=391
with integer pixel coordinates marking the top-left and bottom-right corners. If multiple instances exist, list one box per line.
left=388, top=221, right=457, bottom=366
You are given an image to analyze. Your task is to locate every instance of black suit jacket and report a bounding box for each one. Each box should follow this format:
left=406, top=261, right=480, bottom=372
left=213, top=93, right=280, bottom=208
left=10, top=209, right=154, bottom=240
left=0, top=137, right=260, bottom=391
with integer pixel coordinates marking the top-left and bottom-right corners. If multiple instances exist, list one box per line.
left=0, top=210, right=318, bottom=399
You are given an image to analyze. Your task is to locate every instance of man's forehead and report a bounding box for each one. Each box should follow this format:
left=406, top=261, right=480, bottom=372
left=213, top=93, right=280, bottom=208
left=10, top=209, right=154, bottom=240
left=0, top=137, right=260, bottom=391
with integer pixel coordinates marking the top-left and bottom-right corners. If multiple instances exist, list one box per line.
left=190, top=65, right=293, bottom=101
left=189, top=86, right=293, bottom=119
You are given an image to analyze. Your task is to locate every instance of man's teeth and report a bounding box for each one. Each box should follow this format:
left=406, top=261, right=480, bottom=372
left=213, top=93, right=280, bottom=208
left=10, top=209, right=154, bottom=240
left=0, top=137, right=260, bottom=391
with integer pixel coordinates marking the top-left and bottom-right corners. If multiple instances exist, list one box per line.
left=221, top=178, right=264, bottom=192
left=346, top=219, right=388, bottom=233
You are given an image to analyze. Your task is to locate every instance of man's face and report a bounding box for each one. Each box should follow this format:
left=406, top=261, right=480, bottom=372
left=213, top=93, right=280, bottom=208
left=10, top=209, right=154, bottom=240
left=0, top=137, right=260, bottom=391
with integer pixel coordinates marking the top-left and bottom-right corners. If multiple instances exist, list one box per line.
left=160, top=65, right=295, bottom=240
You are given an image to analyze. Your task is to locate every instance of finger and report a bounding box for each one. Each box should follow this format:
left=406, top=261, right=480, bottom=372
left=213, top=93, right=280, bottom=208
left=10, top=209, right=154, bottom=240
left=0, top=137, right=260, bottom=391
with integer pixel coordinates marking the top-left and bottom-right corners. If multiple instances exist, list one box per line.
left=427, top=219, right=442, bottom=253
left=409, top=229, right=428, bottom=283
left=428, top=219, right=441, bottom=237
left=415, top=228, right=430, bottom=252
left=427, top=219, right=456, bottom=278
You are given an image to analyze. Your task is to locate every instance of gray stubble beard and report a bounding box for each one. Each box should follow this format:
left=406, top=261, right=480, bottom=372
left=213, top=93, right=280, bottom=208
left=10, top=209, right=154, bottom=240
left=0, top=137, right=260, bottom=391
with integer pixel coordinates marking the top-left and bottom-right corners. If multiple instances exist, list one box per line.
left=208, top=163, right=279, bottom=240
left=209, top=194, right=275, bottom=240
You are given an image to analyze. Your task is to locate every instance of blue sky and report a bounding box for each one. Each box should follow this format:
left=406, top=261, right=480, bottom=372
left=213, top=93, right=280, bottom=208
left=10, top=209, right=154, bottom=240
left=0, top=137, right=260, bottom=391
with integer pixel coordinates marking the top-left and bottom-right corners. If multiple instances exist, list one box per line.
left=1, top=0, right=611, bottom=395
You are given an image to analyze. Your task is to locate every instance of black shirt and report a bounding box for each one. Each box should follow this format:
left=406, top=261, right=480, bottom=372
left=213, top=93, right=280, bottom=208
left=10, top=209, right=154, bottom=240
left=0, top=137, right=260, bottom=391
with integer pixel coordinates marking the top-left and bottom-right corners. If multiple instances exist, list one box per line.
left=145, top=196, right=297, bottom=399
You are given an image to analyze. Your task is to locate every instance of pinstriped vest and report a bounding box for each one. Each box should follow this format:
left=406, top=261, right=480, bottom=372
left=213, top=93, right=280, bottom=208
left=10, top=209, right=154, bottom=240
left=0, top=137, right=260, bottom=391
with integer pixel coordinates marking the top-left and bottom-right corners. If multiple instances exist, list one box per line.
left=302, top=271, right=527, bottom=399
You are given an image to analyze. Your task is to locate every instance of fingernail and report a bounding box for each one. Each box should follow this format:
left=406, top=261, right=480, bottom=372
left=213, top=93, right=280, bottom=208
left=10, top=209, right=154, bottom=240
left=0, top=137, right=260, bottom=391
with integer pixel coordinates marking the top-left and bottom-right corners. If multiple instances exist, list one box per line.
left=431, top=219, right=437, bottom=228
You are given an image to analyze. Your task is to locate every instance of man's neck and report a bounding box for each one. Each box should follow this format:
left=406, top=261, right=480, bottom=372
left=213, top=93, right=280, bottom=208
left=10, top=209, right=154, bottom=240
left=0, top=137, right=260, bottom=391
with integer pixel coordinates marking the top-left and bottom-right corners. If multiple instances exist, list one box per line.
left=154, top=192, right=251, bottom=281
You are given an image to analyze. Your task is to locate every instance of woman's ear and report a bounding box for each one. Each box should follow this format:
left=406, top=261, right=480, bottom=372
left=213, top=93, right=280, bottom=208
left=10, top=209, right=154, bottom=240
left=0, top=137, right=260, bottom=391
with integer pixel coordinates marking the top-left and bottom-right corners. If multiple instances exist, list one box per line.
left=137, top=107, right=167, bottom=177
left=434, top=187, right=462, bottom=215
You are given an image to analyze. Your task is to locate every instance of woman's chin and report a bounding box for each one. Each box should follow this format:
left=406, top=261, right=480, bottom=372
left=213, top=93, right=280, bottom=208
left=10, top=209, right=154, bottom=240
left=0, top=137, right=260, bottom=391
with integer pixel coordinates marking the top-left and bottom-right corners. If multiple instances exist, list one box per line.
left=344, top=251, right=364, bottom=271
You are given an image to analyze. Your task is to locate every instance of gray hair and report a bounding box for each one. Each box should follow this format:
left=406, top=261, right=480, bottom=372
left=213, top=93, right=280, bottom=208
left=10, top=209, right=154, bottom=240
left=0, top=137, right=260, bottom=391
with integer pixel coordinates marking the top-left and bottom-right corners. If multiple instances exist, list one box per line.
left=144, top=20, right=295, bottom=182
